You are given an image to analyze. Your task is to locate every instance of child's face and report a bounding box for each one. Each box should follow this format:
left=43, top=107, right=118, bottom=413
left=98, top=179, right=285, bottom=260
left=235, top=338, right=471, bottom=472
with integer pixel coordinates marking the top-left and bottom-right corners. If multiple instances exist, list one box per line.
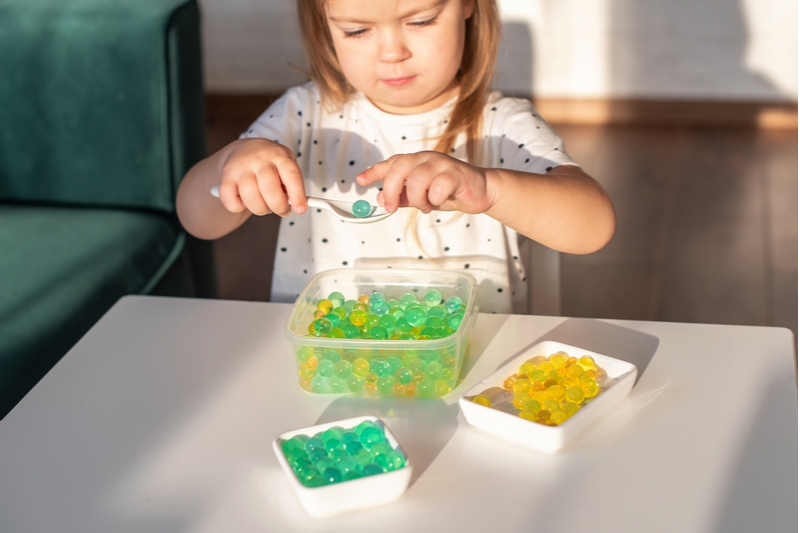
left=326, top=0, right=473, bottom=115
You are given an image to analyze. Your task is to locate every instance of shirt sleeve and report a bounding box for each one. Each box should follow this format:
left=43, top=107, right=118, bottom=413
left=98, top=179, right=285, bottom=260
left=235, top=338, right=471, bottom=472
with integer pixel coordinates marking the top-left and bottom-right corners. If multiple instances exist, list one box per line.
left=483, top=96, right=578, bottom=174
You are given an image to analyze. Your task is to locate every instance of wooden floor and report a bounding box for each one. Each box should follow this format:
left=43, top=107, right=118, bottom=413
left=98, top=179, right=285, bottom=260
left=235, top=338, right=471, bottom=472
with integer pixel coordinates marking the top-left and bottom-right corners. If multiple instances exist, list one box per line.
left=206, top=102, right=798, bottom=341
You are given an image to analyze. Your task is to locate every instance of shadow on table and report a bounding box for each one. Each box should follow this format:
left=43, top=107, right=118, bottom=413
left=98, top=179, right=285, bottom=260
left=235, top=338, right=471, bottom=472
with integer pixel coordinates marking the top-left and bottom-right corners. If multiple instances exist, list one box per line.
left=315, top=396, right=459, bottom=487
left=710, top=372, right=798, bottom=533
left=495, top=318, right=659, bottom=385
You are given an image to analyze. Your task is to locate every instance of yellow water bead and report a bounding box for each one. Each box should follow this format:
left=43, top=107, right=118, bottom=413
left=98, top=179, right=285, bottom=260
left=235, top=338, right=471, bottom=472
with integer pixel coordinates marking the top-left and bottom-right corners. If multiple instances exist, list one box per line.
left=560, top=377, right=579, bottom=389
left=513, top=378, right=532, bottom=393
left=538, top=361, right=554, bottom=374
left=550, top=410, right=569, bottom=425
left=561, top=401, right=580, bottom=417
left=567, top=356, right=578, bottom=365
left=549, top=353, right=567, bottom=369
left=581, top=379, right=599, bottom=398
left=578, top=355, right=596, bottom=370
left=530, top=355, right=547, bottom=366
left=317, top=299, right=334, bottom=314
left=503, top=374, right=518, bottom=391
left=533, top=391, right=550, bottom=404
left=529, top=380, right=546, bottom=393
left=543, top=378, right=558, bottom=389
left=472, top=395, right=492, bottom=407
left=513, top=392, right=531, bottom=409
left=524, top=398, right=542, bottom=413
left=566, top=364, right=584, bottom=378
left=580, top=370, right=597, bottom=381
left=547, top=385, right=567, bottom=402
left=549, top=368, right=567, bottom=381
left=519, top=361, right=536, bottom=375
left=530, top=369, right=548, bottom=382
left=519, top=410, right=537, bottom=421
left=565, top=386, right=585, bottom=404
left=544, top=398, right=561, bottom=412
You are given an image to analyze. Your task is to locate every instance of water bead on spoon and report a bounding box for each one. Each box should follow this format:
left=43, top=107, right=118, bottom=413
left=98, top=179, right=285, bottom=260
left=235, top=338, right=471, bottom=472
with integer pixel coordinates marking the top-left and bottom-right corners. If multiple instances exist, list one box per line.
left=351, top=199, right=373, bottom=218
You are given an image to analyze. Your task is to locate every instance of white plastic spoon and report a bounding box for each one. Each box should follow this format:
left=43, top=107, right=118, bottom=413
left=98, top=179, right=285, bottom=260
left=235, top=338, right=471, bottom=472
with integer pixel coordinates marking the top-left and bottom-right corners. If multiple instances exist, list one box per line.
left=209, top=185, right=393, bottom=224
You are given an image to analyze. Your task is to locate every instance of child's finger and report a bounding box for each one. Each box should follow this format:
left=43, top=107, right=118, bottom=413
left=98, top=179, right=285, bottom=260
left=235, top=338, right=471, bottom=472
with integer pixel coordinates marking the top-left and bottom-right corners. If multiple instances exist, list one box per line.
left=380, top=155, right=422, bottom=212
left=238, top=171, right=272, bottom=216
left=276, top=158, right=307, bottom=215
left=427, top=173, right=458, bottom=207
left=217, top=178, right=246, bottom=213
left=255, top=166, right=292, bottom=217
left=355, top=156, right=395, bottom=186
left=403, top=163, right=437, bottom=214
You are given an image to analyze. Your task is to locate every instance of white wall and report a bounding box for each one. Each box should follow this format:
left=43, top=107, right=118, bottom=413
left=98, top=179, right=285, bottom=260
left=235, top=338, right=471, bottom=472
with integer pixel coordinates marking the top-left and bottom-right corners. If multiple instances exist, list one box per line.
left=199, top=0, right=797, bottom=101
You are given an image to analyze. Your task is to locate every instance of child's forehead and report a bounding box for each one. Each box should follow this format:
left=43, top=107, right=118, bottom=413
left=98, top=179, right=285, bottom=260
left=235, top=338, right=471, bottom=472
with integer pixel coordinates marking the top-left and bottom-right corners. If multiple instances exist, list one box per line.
left=325, top=0, right=450, bottom=19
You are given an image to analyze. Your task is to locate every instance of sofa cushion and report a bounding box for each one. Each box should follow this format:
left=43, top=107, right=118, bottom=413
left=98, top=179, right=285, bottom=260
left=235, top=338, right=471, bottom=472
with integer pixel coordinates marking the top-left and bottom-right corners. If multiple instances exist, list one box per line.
left=0, top=204, right=183, bottom=417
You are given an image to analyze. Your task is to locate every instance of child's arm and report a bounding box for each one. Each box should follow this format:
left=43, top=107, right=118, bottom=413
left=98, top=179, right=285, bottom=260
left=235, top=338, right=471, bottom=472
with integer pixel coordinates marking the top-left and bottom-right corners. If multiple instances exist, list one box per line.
left=176, top=138, right=308, bottom=240
left=356, top=151, right=615, bottom=255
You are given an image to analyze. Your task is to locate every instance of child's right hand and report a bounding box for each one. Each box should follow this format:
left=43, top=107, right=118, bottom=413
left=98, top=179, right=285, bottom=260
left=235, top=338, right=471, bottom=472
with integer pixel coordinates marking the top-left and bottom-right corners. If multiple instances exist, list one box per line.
left=217, top=138, right=308, bottom=216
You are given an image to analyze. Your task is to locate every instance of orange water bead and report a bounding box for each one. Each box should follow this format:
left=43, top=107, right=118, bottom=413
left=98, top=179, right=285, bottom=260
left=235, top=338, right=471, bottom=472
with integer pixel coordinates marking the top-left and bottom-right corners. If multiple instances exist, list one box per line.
left=529, top=380, right=546, bottom=393
left=503, top=374, right=518, bottom=391
left=567, top=356, right=578, bottom=365
left=357, top=294, right=370, bottom=304
left=306, top=356, right=319, bottom=368
left=364, top=381, right=378, bottom=393
left=536, top=410, right=551, bottom=423
left=393, top=383, right=405, bottom=395
left=313, top=309, right=326, bottom=319
left=403, top=382, right=418, bottom=396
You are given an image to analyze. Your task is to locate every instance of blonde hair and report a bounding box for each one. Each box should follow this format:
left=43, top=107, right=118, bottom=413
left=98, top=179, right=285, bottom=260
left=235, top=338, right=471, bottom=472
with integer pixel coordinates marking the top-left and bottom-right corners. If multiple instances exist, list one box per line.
left=296, top=0, right=501, bottom=164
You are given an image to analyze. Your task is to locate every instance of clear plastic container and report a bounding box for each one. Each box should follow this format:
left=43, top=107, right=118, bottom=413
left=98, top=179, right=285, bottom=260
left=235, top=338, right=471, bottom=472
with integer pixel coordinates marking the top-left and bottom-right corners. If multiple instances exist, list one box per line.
left=284, top=268, right=478, bottom=397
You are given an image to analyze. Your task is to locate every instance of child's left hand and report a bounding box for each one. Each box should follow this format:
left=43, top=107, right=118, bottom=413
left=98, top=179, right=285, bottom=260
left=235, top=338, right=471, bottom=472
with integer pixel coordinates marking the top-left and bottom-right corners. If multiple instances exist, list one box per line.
left=356, top=151, right=497, bottom=215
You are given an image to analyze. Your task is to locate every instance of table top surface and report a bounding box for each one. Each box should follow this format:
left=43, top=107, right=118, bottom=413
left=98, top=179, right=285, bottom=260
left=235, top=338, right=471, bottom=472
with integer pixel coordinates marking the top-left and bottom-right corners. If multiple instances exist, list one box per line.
left=1, top=296, right=796, bottom=533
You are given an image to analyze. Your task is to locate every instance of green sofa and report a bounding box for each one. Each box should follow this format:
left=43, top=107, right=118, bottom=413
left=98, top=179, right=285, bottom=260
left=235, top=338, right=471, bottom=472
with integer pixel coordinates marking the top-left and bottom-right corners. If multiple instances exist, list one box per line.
left=0, top=0, right=215, bottom=418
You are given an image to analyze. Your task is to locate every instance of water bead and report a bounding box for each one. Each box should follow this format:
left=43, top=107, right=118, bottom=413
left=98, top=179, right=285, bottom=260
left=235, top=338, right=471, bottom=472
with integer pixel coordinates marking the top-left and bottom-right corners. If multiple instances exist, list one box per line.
left=359, top=426, right=385, bottom=447
left=365, top=314, right=380, bottom=329
left=342, top=323, right=361, bottom=339
left=369, top=291, right=386, bottom=303
left=337, top=457, right=359, bottom=475
left=354, top=448, right=373, bottom=467
left=327, top=291, right=345, bottom=307
left=369, top=442, right=392, bottom=457
left=524, top=398, right=542, bottom=413
left=547, top=385, right=566, bottom=402
left=362, top=464, right=384, bottom=476
left=513, top=378, right=532, bottom=393
left=519, top=361, right=536, bottom=375
left=530, top=355, right=547, bottom=366
left=513, top=392, right=530, bottom=409
left=345, top=440, right=364, bottom=455
left=565, top=386, right=585, bottom=404
left=352, top=358, right=370, bottom=376
left=578, top=356, right=596, bottom=370
left=447, top=313, right=464, bottom=330
left=369, top=326, right=388, bottom=339
left=305, top=437, right=324, bottom=453
left=531, top=369, right=548, bottom=382
left=562, top=401, right=580, bottom=417
left=549, top=353, right=567, bottom=369
left=581, top=379, right=599, bottom=398
left=503, top=375, right=517, bottom=391
left=371, top=300, right=390, bottom=316
left=315, top=456, right=336, bottom=473
left=425, top=316, right=443, bottom=328
left=550, top=411, right=568, bottom=425
left=544, top=398, right=561, bottom=412
left=377, top=376, right=394, bottom=394
left=405, top=307, right=427, bottom=327
left=536, top=409, right=551, bottom=423
left=317, top=299, right=334, bottom=314
left=313, top=318, right=333, bottom=336
left=385, top=451, right=406, bottom=471
left=538, top=361, right=554, bottom=374
left=425, top=362, right=444, bottom=381
left=433, top=380, right=452, bottom=396
left=305, top=475, right=327, bottom=487
left=519, top=410, right=537, bottom=421
left=349, top=309, right=367, bottom=326
left=399, top=293, right=417, bottom=308
left=424, top=289, right=442, bottom=306
left=472, top=394, right=492, bottom=407
left=317, top=359, right=335, bottom=378
left=334, top=360, right=352, bottom=378
left=561, top=377, right=579, bottom=389
left=385, top=357, right=402, bottom=374
left=322, top=427, right=343, bottom=442
left=444, top=296, right=462, bottom=314
left=533, top=391, right=550, bottom=404
left=379, top=314, right=397, bottom=331
left=395, top=367, right=413, bottom=385
left=310, top=375, right=330, bottom=392
left=566, top=364, right=584, bottom=378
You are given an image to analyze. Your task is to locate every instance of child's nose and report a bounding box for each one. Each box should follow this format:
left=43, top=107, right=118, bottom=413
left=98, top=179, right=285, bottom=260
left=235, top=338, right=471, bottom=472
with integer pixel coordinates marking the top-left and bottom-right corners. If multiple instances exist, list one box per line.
left=378, top=29, right=411, bottom=63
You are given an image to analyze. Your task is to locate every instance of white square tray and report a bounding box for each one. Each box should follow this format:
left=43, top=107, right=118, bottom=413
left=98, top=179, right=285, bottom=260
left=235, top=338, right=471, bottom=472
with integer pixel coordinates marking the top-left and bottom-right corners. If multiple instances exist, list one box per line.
left=273, top=415, right=413, bottom=518
left=459, top=340, right=637, bottom=452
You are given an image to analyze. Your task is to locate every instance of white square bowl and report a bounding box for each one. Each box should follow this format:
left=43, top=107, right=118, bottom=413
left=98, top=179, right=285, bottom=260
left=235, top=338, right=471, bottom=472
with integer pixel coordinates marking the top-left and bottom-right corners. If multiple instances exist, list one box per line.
left=459, top=340, right=637, bottom=452
left=272, top=415, right=413, bottom=518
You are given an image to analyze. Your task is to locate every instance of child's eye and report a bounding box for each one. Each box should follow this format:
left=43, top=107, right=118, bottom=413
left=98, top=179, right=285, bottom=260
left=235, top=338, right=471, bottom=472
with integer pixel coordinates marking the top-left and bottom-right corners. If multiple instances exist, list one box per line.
left=409, top=16, right=437, bottom=28
left=343, top=28, right=368, bottom=38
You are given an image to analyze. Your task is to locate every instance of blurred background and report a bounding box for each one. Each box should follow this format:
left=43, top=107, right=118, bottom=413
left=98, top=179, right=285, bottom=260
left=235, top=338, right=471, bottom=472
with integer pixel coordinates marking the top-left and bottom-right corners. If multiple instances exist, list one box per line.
left=196, top=0, right=797, bottom=339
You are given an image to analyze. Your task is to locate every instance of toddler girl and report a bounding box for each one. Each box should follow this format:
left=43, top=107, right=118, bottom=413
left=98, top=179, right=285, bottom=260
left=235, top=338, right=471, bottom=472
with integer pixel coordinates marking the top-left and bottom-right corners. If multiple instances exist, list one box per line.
left=176, top=0, right=616, bottom=313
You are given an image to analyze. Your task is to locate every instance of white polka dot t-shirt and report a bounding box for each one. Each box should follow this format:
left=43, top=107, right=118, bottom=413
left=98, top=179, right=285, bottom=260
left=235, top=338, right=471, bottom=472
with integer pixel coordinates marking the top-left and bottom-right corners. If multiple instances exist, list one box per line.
left=241, top=82, right=575, bottom=313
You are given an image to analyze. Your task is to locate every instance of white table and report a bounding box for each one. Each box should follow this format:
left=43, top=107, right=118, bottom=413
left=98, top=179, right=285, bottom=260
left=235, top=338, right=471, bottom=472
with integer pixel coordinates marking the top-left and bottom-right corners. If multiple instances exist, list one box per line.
left=1, top=296, right=796, bottom=533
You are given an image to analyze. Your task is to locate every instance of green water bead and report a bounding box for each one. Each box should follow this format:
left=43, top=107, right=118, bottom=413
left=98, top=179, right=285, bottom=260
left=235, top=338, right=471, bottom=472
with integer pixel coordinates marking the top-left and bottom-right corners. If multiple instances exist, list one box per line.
left=342, top=323, right=361, bottom=338
left=359, top=426, right=385, bottom=447
left=405, top=307, right=427, bottom=327
left=395, top=367, right=413, bottom=385
left=385, top=451, right=406, bottom=471
left=445, top=296, right=463, bottom=313
left=327, top=291, right=345, bottom=308
left=362, top=464, right=385, bottom=476
left=346, top=374, right=365, bottom=392
left=310, top=375, right=330, bottom=392
left=316, top=359, right=335, bottom=377
left=376, top=376, right=394, bottom=394
left=399, top=293, right=418, bottom=308
left=379, top=314, right=397, bottom=331
left=354, top=448, right=373, bottom=467
left=313, top=318, right=333, bottom=335
left=365, top=314, right=380, bottom=329
left=351, top=199, right=373, bottom=218
left=334, top=360, right=352, bottom=378
left=447, top=313, right=464, bottom=330
left=424, top=289, right=442, bottom=306
left=369, top=441, right=392, bottom=456
left=371, top=299, right=390, bottom=315
left=369, top=325, right=388, bottom=339
left=323, top=466, right=343, bottom=484
left=425, top=362, right=444, bottom=381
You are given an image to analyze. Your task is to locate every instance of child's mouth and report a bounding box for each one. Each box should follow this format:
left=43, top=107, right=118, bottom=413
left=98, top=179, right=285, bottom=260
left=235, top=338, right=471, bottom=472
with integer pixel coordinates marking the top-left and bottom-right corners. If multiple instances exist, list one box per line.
left=382, top=76, right=415, bottom=87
